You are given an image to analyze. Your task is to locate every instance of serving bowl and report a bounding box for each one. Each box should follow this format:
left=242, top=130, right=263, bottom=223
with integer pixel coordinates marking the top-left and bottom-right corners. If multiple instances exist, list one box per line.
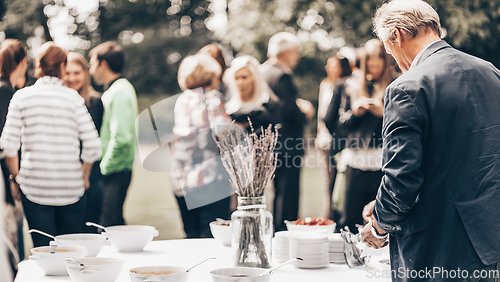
left=210, top=221, right=232, bottom=246
left=103, top=225, right=159, bottom=252
left=54, top=233, right=107, bottom=257
left=210, top=267, right=272, bottom=282
left=29, top=245, right=87, bottom=276
left=66, top=257, right=124, bottom=282
left=129, top=266, right=189, bottom=282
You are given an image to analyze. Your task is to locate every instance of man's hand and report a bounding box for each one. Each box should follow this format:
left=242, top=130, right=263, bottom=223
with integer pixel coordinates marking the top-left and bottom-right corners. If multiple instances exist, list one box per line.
left=360, top=220, right=389, bottom=249
left=296, top=98, right=315, bottom=120
left=363, top=200, right=376, bottom=222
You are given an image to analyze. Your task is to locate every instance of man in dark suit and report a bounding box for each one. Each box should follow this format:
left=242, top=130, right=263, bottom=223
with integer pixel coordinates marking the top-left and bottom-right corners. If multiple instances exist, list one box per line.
left=260, top=32, right=315, bottom=231
left=360, top=0, right=500, bottom=281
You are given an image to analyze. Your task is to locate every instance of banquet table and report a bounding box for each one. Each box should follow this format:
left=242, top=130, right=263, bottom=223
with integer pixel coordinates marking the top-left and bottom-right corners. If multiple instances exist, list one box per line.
left=15, top=239, right=391, bottom=281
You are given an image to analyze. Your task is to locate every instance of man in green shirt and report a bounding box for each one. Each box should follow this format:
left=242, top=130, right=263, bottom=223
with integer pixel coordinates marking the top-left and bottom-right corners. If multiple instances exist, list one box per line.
left=89, top=42, right=138, bottom=226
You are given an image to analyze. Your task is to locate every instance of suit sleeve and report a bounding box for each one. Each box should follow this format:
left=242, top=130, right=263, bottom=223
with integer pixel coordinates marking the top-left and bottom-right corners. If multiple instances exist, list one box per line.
left=275, top=74, right=307, bottom=127
left=373, top=86, right=425, bottom=233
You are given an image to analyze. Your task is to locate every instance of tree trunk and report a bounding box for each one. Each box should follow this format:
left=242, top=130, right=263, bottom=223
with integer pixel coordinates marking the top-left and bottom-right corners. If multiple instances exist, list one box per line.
left=36, top=1, right=53, bottom=42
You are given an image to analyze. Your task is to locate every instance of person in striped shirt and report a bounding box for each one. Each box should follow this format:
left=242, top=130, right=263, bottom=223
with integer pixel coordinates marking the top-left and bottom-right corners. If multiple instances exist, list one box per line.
left=0, top=42, right=101, bottom=247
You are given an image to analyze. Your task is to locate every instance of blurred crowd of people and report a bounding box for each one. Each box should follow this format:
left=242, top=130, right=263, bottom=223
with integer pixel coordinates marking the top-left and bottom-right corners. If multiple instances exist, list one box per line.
left=0, top=31, right=398, bottom=278
left=172, top=32, right=398, bottom=239
left=0, top=39, right=138, bottom=278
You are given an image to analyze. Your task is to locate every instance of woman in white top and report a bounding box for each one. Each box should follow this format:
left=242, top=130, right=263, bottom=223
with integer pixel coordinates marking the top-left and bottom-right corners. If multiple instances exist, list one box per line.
left=0, top=42, right=101, bottom=247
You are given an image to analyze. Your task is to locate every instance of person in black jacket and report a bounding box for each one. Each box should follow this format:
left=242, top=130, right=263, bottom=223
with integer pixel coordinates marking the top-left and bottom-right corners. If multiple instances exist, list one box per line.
left=260, top=32, right=315, bottom=231
left=361, top=1, right=500, bottom=281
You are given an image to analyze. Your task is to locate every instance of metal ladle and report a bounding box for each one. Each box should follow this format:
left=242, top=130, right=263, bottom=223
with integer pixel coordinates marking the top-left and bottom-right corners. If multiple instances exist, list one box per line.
left=28, top=229, right=57, bottom=254
left=185, top=257, right=216, bottom=272
left=258, top=258, right=303, bottom=276
left=85, top=222, right=107, bottom=232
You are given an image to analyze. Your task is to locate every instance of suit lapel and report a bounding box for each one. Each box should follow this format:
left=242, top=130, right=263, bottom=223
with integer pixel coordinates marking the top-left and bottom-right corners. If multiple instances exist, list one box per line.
left=412, top=40, right=453, bottom=68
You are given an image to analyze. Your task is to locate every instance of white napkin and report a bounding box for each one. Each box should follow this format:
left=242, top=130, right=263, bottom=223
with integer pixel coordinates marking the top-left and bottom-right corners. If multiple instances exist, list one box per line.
left=356, top=242, right=389, bottom=258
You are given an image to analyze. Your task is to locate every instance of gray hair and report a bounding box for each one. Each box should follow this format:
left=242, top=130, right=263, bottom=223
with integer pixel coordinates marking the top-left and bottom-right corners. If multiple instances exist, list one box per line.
left=267, top=32, right=300, bottom=58
left=373, top=0, right=442, bottom=43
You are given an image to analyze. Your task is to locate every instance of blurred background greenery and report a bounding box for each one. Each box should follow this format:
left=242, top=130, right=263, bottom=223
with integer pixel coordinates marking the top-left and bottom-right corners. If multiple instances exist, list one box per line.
left=1, top=0, right=500, bottom=105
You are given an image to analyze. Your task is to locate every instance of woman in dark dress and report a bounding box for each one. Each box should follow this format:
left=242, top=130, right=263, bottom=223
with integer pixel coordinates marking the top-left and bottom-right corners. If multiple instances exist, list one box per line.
left=327, top=39, right=395, bottom=233
left=224, top=55, right=282, bottom=213
left=63, top=52, right=104, bottom=233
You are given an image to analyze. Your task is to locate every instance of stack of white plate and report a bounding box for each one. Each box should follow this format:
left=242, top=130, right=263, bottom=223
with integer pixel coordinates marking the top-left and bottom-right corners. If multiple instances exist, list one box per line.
left=289, top=232, right=329, bottom=269
left=328, top=233, right=346, bottom=264
left=272, top=231, right=291, bottom=263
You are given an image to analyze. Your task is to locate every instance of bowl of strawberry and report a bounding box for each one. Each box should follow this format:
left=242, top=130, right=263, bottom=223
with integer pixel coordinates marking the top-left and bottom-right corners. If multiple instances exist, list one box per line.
left=286, top=217, right=336, bottom=233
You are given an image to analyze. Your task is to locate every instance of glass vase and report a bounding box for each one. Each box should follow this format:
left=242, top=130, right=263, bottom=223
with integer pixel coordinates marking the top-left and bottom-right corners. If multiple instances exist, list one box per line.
left=231, top=196, right=273, bottom=268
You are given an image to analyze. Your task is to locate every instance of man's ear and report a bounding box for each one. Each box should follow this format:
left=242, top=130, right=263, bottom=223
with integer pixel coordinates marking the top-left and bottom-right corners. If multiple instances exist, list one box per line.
left=393, top=28, right=404, bottom=47
left=100, top=59, right=109, bottom=69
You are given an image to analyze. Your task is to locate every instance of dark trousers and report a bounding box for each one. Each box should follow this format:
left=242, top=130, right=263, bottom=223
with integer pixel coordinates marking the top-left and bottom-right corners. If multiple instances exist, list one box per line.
left=176, top=195, right=230, bottom=239
left=273, top=161, right=301, bottom=232
left=82, top=162, right=104, bottom=233
left=339, top=166, right=383, bottom=233
left=21, top=192, right=86, bottom=247
left=100, top=169, right=132, bottom=227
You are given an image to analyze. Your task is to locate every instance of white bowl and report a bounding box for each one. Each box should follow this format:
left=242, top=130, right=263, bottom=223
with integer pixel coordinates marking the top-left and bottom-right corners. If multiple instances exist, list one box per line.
left=129, top=266, right=189, bottom=282
left=66, top=257, right=124, bottom=282
left=54, top=233, right=107, bottom=257
left=286, top=222, right=336, bottom=233
left=103, top=225, right=159, bottom=252
left=29, top=245, right=87, bottom=276
left=210, top=267, right=272, bottom=282
left=210, top=222, right=231, bottom=246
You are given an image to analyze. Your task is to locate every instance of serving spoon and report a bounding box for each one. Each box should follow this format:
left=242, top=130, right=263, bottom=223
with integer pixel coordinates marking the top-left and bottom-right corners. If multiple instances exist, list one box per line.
left=28, top=229, right=57, bottom=254
left=66, top=257, right=85, bottom=267
left=85, top=222, right=108, bottom=232
left=185, top=257, right=216, bottom=272
left=258, top=257, right=303, bottom=276
left=28, top=229, right=55, bottom=240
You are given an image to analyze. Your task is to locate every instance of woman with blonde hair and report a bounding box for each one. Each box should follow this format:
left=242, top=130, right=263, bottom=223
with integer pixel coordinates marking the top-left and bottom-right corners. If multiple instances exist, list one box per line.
left=335, top=39, right=395, bottom=233
left=224, top=55, right=281, bottom=134
left=0, top=42, right=101, bottom=247
left=63, top=52, right=104, bottom=233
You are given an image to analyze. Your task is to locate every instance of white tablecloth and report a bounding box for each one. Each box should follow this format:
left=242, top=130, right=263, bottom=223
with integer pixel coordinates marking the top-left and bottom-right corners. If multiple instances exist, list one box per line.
left=15, top=239, right=391, bottom=281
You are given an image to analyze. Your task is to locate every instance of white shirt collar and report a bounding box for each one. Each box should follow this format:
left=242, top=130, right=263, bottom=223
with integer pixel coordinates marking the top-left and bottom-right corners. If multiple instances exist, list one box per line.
left=409, top=40, right=441, bottom=70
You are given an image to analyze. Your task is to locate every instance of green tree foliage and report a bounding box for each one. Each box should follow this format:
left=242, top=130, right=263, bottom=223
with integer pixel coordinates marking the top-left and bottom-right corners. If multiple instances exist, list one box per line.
left=96, top=0, right=214, bottom=95
left=1, top=0, right=500, bottom=97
